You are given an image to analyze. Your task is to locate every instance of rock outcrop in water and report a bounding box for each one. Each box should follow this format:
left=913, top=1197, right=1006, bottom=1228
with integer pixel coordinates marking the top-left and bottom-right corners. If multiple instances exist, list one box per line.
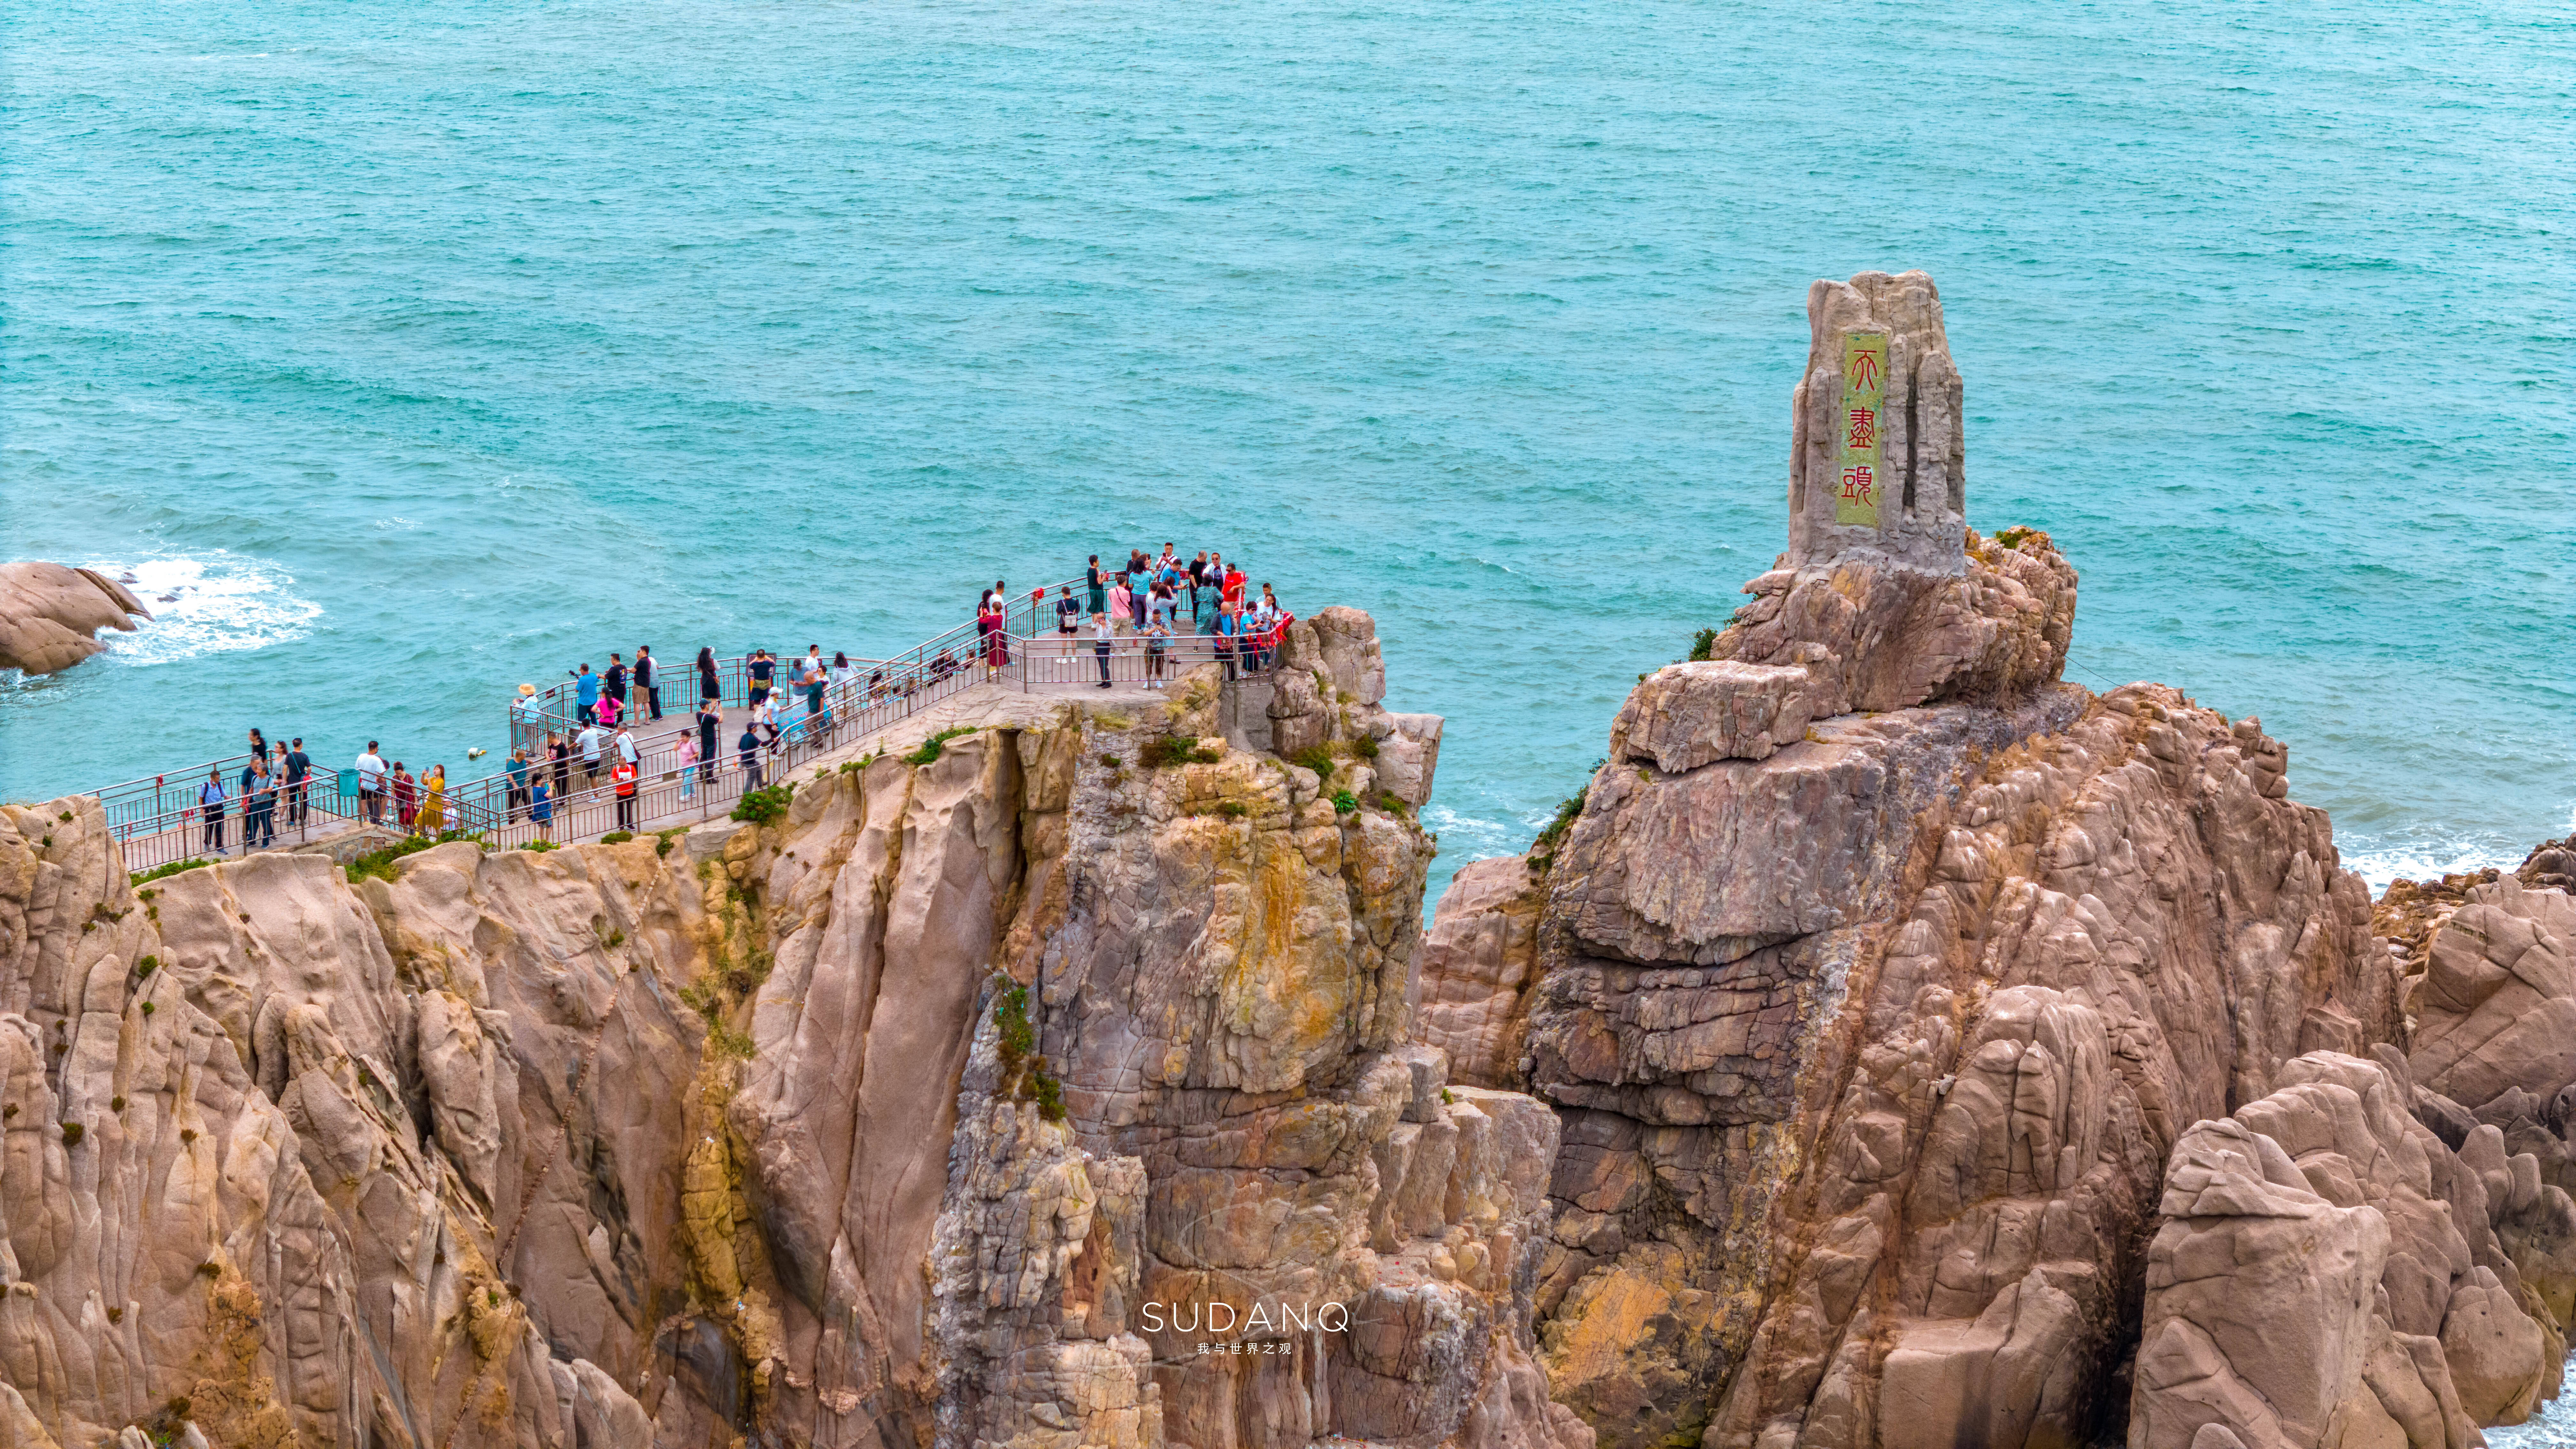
left=1411, top=269, right=2575, bottom=1449
left=0, top=609, right=1586, bottom=1449
left=0, top=562, right=150, bottom=677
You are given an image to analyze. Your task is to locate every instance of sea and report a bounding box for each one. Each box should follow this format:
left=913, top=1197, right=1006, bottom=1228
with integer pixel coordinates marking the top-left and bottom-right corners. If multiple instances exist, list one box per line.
left=3, top=0, right=2570, bottom=916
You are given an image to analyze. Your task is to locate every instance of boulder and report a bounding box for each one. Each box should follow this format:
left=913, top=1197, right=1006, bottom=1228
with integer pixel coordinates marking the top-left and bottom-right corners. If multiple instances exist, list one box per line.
left=0, top=561, right=149, bottom=675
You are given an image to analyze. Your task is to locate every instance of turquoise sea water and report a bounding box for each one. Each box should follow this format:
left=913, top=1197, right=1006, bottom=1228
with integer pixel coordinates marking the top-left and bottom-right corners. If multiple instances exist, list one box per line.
left=4, top=0, right=2571, bottom=909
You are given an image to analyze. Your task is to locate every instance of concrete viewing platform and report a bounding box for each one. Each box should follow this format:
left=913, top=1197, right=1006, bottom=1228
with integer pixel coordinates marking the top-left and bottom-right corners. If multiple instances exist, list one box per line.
left=125, top=659, right=1274, bottom=872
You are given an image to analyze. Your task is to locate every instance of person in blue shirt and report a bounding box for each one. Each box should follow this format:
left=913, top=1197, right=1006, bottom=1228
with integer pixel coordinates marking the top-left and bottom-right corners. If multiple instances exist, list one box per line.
left=1211, top=603, right=1242, bottom=681
left=198, top=768, right=229, bottom=854
left=573, top=664, right=600, bottom=725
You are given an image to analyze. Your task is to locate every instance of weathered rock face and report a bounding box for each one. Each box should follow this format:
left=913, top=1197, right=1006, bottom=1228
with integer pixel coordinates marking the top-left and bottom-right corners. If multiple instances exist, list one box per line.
left=1414, top=857, right=1547, bottom=1093
left=2132, top=1049, right=2574, bottom=1449
left=2, top=608, right=1589, bottom=1449
left=2407, top=875, right=2576, bottom=1133
left=1415, top=271, right=2406, bottom=1449
left=1516, top=670, right=2385, bottom=1449
left=921, top=620, right=1586, bottom=1449
left=0, top=562, right=150, bottom=676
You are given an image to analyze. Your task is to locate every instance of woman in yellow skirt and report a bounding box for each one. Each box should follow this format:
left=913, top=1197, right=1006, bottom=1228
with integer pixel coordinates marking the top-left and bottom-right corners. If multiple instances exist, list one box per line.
left=416, top=765, right=448, bottom=836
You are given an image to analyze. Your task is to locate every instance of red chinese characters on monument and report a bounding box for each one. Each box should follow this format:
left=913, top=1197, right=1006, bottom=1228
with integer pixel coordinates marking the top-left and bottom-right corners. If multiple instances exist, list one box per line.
left=1834, top=330, right=1890, bottom=527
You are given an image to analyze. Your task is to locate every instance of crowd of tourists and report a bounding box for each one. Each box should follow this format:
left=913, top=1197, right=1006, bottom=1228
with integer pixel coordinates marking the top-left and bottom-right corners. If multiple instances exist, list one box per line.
left=177, top=547, right=1287, bottom=859
left=978, top=546, right=1292, bottom=688
left=190, top=729, right=322, bottom=854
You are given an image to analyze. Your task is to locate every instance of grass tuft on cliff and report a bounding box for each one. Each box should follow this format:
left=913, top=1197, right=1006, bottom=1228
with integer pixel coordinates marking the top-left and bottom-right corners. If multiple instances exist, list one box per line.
left=1141, top=735, right=1222, bottom=768
left=129, top=857, right=213, bottom=887
left=347, top=830, right=483, bottom=884
left=1529, top=758, right=1605, bottom=868
left=904, top=726, right=978, bottom=767
left=730, top=782, right=794, bottom=826
left=993, top=984, right=1067, bottom=1122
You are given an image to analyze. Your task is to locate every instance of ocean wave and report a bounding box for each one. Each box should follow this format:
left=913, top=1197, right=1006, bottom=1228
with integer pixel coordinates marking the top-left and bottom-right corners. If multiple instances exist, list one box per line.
left=2342, top=837, right=2537, bottom=895
left=2486, top=1393, right=2576, bottom=1447
left=78, top=554, right=322, bottom=666
left=1420, top=803, right=1539, bottom=866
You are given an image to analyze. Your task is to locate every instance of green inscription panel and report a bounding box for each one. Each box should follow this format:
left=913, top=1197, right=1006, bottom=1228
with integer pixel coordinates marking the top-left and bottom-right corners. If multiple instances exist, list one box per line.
left=1834, top=331, right=1888, bottom=527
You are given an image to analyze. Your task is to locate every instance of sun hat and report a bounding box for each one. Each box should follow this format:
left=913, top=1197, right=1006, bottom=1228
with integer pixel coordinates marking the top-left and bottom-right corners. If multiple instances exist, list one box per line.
left=519, top=683, right=536, bottom=696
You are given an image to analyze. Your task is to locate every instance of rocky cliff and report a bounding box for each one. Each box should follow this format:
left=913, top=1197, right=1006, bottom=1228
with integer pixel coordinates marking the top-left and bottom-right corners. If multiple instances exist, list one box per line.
left=10, top=269, right=2571, bottom=1449
left=0, top=610, right=1583, bottom=1449
left=1411, top=270, right=2574, bottom=1449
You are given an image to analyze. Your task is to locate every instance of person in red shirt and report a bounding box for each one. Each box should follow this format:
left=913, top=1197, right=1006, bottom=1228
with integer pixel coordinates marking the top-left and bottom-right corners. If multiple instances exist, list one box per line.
left=613, top=757, right=639, bottom=832
left=1221, top=564, right=1247, bottom=610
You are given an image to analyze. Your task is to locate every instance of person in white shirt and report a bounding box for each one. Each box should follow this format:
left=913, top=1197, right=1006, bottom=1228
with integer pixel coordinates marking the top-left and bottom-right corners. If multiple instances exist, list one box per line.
left=615, top=724, right=639, bottom=767
left=1091, top=611, right=1115, bottom=688
left=577, top=722, right=610, bottom=788
left=355, top=743, right=388, bottom=825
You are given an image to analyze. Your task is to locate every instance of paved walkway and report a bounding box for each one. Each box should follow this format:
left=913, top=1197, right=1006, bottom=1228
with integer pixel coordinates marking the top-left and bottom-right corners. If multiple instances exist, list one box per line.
left=130, top=670, right=1201, bottom=870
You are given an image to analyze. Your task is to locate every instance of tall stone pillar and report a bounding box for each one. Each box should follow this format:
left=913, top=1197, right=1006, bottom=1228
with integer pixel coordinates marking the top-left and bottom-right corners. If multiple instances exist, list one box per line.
left=1786, top=269, right=1966, bottom=575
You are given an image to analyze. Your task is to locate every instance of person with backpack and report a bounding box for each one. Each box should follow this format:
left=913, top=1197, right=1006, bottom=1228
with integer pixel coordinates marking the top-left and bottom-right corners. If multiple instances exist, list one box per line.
left=199, top=768, right=230, bottom=854
left=1054, top=585, right=1082, bottom=663
left=746, top=649, right=775, bottom=710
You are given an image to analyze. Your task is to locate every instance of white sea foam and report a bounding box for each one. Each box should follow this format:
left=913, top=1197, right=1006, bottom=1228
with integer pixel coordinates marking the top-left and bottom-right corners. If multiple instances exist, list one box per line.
left=1420, top=803, right=1548, bottom=875
left=80, top=554, right=322, bottom=666
left=2342, top=840, right=2534, bottom=895
left=2488, top=1394, right=2576, bottom=1447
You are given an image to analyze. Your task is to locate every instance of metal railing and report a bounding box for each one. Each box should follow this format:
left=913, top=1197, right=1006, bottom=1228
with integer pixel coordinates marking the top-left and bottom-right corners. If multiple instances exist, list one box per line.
left=74, top=565, right=1276, bottom=871
left=108, top=772, right=372, bottom=874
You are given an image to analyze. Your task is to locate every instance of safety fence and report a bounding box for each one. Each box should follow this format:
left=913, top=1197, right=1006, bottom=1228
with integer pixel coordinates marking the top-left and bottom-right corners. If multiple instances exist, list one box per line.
left=78, top=568, right=1276, bottom=873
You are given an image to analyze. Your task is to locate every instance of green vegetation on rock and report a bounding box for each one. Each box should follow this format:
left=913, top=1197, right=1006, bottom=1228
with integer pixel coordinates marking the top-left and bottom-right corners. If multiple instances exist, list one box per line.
left=904, top=726, right=977, bottom=767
